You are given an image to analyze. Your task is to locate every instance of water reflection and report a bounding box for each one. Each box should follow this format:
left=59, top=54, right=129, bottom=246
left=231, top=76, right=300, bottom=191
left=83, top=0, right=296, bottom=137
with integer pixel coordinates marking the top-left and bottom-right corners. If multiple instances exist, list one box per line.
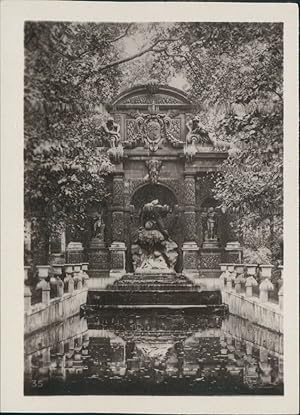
left=24, top=310, right=283, bottom=395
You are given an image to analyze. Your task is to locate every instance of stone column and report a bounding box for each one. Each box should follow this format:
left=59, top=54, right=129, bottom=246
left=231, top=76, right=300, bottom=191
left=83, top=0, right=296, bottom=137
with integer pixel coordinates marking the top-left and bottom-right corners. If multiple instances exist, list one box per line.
left=182, top=174, right=199, bottom=276
left=110, top=173, right=126, bottom=276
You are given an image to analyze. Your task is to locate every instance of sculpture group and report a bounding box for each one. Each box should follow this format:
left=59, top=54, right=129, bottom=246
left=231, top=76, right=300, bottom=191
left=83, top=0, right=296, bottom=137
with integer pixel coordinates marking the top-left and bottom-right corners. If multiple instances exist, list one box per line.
left=131, top=199, right=179, bottom=274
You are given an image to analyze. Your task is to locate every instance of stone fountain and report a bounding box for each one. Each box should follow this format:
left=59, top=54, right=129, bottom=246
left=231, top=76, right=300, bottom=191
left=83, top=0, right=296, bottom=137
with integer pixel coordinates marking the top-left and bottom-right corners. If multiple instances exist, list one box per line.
left=87, top=199, right=224, bottom=309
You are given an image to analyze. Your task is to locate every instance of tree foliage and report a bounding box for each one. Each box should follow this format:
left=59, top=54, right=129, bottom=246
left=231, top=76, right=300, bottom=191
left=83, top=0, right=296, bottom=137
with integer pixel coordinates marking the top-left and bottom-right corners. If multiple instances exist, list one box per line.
left=25, top=22, right=283, bottom=261
left=138, top=22, right=283, bottom=257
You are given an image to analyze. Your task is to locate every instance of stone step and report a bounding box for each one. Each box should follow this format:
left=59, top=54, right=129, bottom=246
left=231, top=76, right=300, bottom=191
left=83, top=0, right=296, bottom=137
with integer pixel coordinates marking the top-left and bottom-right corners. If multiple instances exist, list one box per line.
left=88, top=290, right=222, bottom=306
left=108, top=284, right=196, bottom=291
left=120, top=273, right=189, bottom=281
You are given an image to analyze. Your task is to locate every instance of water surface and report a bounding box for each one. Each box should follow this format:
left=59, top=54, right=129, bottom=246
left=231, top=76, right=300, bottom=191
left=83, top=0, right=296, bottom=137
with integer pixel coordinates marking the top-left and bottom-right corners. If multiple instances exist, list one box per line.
left=24, top=309, right=283, bottom=395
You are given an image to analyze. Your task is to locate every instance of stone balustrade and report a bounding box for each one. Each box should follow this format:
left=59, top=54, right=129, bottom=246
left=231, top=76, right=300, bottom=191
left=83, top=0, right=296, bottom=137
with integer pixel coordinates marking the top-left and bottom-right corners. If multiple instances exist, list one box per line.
left=24, top=263, right=89, bottom=335
left=219, top=263, right=283, bottom=333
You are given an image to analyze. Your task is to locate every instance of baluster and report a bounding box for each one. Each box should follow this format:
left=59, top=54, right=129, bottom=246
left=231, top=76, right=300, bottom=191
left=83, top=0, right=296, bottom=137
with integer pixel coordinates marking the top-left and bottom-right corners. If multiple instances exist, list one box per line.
left=56, top=277, right=64, bottom=297
left=64, top=264, right=74, bottom=294
left=259, top=264, right=274, bottom=281
left=234, top=264, right=245, bottom=293
left=219, top=264, right=229, bottom=290
left=226, top=272, right=235, bottom=292
left=37, top=280, right=50, bottom=305
left=259, top=277, right=274, bottom=303
left=36, top=265, right=51, bottom=305
left=36, top=265, right=51, bottom=280
left=81, top=263, right=90, bottom=288
left=53, top=264, right=64, bottom=297
left=245, top=264, right=257, bottom=278
left=73, top=264, right=83, bottom=290
left=245, top=276, right=258, bottom=297
left=227, top=264, right=236, bottom=275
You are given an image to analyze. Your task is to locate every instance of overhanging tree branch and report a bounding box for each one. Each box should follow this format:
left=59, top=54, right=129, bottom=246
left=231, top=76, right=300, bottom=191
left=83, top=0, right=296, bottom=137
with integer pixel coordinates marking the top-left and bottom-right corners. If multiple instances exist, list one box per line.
left=76, top=37, right=182, bottom=86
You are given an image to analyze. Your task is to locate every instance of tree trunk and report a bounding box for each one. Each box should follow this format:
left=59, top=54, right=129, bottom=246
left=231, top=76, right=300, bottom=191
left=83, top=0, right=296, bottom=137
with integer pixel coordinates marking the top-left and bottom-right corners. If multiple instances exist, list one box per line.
left=31, top=216, right=50, bottom=267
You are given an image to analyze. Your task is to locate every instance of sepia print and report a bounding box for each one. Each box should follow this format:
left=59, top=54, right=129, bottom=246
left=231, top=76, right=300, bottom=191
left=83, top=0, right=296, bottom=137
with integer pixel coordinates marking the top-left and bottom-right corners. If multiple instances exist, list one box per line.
left=23, top=20, right=285, bottom=397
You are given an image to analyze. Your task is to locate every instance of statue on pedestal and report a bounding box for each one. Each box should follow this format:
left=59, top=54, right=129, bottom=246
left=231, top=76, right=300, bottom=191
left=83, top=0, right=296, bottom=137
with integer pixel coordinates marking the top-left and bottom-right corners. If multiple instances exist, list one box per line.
left=93, top=211, right=105, bottom=241
left=131, top=199, right=178, bottom=273
left=204, top=207, right=217, bottom=240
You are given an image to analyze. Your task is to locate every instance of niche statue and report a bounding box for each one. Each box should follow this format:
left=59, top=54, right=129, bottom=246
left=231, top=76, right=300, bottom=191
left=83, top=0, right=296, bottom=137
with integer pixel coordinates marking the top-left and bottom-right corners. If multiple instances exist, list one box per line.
left=92, top=211, right=105, bottom=242
left=204, top=207, right=217, bottom=240
left=131, top=199, right=178, bottom=273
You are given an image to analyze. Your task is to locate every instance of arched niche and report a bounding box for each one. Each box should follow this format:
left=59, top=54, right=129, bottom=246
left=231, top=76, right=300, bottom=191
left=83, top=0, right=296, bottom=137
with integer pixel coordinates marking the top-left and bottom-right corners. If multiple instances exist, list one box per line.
left=127, top=183, right=184, bottom=272
left=131, top=183, right=178, bottom=211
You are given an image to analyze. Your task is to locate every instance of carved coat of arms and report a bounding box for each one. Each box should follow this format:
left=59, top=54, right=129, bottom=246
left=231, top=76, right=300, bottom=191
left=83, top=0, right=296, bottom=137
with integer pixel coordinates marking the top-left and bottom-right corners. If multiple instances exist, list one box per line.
left=125, top=113, right=183, bottom=152
left=146, top=120, right=162, bottom=151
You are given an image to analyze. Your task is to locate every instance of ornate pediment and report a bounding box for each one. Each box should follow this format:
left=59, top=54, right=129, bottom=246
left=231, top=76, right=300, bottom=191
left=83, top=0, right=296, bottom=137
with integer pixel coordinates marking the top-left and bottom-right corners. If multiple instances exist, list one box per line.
left=111, top=84, right=192, bottom=109
left=121, top=94, right=184, bottom=106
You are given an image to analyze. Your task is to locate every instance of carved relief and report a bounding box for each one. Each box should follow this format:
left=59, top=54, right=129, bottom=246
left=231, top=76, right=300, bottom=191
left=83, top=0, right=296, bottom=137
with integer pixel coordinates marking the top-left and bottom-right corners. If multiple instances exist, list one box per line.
left=200, top=252, right=222, bottom=269
left=184, top=176, right=196, bottom=205
left=125, top=114, right=183, bottom=151
left=113, top=177, right=124, bottom=206
left=88, top=251, right=109, bottom=270
left=144, top=160, right=162, bottom=184
left=112, top=211, right=124, bottom=241
left=184, top=211, right=196, bottom=241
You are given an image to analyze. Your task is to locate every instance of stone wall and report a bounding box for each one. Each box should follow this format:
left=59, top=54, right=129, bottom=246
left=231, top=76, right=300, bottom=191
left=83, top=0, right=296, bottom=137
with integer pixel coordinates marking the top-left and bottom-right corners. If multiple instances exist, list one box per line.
left=25, top=288, right=88, bottom=336
left=219, top=264, right=283, bottom=334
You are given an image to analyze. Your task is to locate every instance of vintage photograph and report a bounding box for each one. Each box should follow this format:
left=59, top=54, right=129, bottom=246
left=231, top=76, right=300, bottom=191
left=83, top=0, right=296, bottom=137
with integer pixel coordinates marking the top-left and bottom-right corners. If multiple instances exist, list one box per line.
left=23, top=20, right=285, bottom=396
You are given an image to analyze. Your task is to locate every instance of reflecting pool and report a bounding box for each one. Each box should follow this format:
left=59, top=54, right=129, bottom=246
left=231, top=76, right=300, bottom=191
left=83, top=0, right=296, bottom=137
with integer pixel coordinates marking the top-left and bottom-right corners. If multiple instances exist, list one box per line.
left=24, top=309, right=283, bottom=395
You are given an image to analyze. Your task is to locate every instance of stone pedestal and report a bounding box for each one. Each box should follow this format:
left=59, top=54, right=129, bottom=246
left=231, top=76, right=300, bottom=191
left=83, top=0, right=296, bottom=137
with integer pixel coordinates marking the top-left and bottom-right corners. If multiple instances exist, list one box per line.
left=66, top=242, right=84, bottom=264
left=109, top=242, right=126, bottom=277
left=199, top=247, right=223, bottom=269
left=224, top=241, right=243, bottom=264
left=182, top=242, right=199, bottom=276
left=202, top=239, right=220, bottom=249
left=87, top=237, right=109, bottom=277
